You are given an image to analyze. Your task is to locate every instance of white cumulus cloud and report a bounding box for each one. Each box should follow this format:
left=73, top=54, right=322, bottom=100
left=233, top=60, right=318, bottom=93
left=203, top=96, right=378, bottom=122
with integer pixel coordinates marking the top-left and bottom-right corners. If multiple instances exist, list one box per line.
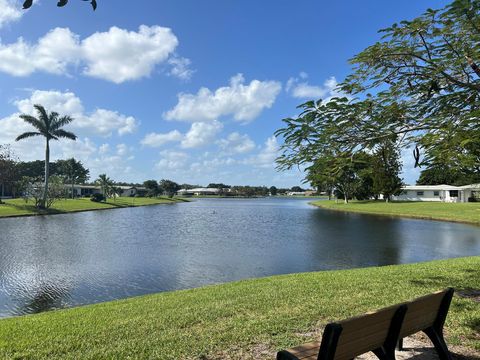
left=243, top=136, right=279, bottom=168
left=0, top=28, right=80, bottom=76
left=156, top=150, right=189, bottom=170
left=81, top=25, right=178, bottom=83
left=181, top=121, right=223, bottom=148
left=141, top=130, right=183, bottom=147
left=0, top=0, right=23, bottom=29
left=0, top=25, right=181, bottom=83
left=9, top=89, right=138, bottom=138
left=217, top=132, right=255, bottom=154
left=286, top=74, right=341, bottom=100
left=164, top=74, right=282, bottom=123
left=76, top=109, right=138, bottom=136
left=168, top=56, right=194, bottom=81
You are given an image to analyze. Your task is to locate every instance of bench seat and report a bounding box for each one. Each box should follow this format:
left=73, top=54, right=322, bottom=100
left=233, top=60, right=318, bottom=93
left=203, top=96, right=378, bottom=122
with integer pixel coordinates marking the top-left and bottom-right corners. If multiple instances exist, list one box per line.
left=278, top=342, right=321, bottom=360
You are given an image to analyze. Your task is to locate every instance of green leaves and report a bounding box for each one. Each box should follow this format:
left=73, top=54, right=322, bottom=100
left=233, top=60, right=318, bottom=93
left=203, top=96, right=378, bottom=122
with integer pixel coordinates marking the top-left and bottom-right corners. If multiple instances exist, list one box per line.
left=17, top=104, right=77, bottom=144
left=22, top=0, right=33, bottom=9
left=82, top=0, right=97, bottom=11
left=276, top=0, right=480, bottom=187
left=22, top=0, right=97, bottom=11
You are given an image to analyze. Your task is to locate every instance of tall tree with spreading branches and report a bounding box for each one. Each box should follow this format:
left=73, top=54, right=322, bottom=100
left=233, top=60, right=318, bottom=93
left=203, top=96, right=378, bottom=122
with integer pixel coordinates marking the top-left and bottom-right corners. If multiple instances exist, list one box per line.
left=56, top=158, right=90, bottom=198
left=276, top=0, right=480, bottom=182
left=16, top=105, right=77, bottom=208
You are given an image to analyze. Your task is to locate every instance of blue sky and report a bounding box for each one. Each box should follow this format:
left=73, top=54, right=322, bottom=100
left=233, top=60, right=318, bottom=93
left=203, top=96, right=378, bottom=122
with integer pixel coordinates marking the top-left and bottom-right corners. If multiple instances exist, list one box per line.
left=0, top=0, right=450, bottom=187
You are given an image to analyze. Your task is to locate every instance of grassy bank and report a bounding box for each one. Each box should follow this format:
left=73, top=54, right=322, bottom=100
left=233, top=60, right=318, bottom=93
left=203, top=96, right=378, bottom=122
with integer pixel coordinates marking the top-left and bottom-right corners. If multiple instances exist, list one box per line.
left=0, top=197, right=186, bottom=218
left=0, top=257, right=478, bottom=359
left=311, top=200, right=480, bottom=225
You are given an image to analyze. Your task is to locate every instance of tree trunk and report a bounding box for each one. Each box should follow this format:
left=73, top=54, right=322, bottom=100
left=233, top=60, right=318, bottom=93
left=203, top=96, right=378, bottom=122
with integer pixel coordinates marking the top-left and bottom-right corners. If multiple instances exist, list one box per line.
left=71, top=181, right=75, bottom=199
left=344, top=193, right=348, bottom=204
left=42, top=139, right=50, bottom=209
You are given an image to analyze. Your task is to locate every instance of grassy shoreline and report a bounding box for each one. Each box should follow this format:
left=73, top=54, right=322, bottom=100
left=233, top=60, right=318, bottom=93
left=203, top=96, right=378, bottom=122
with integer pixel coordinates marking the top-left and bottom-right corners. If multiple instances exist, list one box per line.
left=0, top=197, right=188, bottom=219
left=0, top=257, right=478, bottom=359
left=311, top=200, right=480, bottom=226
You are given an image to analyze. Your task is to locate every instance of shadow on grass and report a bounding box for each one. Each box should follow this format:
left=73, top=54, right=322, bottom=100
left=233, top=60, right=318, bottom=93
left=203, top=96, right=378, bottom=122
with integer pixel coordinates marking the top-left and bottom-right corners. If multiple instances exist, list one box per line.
left=2, top=202, right=67, bottom=215
left=410, top=275, right=450, bottom=287
left=410, top=268, right=480, bottom=289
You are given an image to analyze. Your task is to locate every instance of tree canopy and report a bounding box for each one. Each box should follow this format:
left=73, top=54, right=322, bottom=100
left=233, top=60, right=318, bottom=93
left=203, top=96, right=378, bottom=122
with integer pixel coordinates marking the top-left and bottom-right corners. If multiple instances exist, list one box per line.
left=276, top=0, right=480, bottom=185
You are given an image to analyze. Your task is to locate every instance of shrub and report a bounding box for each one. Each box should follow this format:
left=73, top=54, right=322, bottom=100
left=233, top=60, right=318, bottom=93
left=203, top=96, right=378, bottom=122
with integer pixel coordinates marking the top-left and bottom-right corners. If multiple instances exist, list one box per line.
left=90, top=193, right=105, bottom=202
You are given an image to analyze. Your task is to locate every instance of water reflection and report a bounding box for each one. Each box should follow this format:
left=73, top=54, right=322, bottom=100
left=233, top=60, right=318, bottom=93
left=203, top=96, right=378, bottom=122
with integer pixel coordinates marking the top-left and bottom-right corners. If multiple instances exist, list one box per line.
left=18, top=281, right=72, bottom=315
left=0, top=198, right=479, bottom=317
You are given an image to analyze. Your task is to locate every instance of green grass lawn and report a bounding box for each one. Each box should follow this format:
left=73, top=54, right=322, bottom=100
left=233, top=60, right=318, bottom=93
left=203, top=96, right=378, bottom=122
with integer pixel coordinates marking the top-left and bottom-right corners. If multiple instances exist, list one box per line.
left=312, top=200, right=480, bottom=225
left=0, top=197, right=186, bottom=218
left=0, top=257, right=478, bottom=359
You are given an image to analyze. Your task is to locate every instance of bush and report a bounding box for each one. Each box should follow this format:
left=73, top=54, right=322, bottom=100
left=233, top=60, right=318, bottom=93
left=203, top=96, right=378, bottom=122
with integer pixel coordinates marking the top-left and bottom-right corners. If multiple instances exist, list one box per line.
left=90, top=193, right=105, bottom=202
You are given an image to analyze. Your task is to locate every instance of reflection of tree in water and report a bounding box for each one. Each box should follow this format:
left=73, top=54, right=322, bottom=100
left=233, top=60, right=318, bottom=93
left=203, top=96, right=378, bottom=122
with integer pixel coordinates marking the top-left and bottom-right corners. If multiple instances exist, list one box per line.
left=308, top=210, right=402, bottom=268
left=21, top=282, right=71, bottom=315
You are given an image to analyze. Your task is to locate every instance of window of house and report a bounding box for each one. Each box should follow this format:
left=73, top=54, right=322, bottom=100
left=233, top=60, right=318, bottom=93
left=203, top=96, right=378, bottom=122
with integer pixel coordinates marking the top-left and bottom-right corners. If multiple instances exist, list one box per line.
left=449, top=190, right=459, bottom=197
left=417, top=191, right=424, bottom=196
left=433, top=191, right=439, bottom=196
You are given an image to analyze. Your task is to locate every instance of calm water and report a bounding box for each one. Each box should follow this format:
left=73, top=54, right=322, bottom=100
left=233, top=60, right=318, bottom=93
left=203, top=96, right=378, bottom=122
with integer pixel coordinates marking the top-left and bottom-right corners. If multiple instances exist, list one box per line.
left=0, top=198, right=479, bottom=317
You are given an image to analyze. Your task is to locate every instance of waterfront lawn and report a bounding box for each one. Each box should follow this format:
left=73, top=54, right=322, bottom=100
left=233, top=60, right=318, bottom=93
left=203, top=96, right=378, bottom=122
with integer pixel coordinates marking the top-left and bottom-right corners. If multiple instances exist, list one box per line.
left=0, top=257, right=478, bottom=359
left=0, top=197, right=183, bottom=218
left=312, top=200, right=480, bottom=225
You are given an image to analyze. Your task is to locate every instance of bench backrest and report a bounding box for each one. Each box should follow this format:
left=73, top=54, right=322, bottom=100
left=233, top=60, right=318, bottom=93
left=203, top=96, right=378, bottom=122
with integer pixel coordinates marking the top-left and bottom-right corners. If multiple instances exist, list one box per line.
left=318, top=304, right=406, bottom=360
left=317, top=288, right=454, bottom=360
left=399, top=288, right=453, bottom=338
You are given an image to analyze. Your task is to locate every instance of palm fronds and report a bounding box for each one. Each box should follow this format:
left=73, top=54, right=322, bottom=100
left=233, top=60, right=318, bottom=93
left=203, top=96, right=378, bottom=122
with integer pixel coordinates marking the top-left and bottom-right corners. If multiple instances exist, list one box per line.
left=15, top=132, right=42, bottom=141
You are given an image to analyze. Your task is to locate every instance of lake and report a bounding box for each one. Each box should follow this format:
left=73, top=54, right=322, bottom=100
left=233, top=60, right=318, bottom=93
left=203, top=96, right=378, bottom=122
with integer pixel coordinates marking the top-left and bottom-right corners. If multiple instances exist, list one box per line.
left=0, top=197, right=479, bottom=318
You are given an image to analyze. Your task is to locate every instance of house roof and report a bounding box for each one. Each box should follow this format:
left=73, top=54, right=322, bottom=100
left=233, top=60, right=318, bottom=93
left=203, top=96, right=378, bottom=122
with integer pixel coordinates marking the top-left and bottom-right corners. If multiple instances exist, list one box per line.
left=178, top=188, right=220, bottom=192
left=403, top=183, right=480, bottom=190
left=403, top=184, right=462, bottom=190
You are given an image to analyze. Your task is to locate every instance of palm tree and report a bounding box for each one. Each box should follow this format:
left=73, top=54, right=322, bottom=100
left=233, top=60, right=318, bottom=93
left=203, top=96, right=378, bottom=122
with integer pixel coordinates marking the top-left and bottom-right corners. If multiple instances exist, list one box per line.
left=96, top=174, right=112, bottom=201
left=16, top=104, right=77, bottom=208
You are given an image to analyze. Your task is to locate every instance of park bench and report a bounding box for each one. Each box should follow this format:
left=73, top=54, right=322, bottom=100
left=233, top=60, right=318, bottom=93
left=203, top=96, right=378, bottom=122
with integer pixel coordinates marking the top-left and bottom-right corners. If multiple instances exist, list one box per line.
left=276, top=288, right=454, bottom=360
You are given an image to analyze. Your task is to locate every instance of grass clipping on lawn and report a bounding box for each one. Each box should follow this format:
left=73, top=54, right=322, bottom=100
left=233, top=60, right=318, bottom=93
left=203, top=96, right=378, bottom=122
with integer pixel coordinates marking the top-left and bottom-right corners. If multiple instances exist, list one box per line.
left=0, top=257, right=479, bottom=359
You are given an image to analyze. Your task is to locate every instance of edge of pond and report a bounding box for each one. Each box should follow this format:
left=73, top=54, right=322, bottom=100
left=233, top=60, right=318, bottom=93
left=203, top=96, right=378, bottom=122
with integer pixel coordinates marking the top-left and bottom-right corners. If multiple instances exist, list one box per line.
left=309, top=201, right=480, bottom=227
left=0, top=198, right=190, bottom=220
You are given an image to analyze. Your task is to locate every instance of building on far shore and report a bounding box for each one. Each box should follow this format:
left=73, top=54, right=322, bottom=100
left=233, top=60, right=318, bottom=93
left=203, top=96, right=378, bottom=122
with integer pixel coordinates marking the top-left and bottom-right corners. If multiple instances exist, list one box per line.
left=67, top=184, right=147, bottom=197
left=286, top=190, right=316, bottom=196
left=177, top=188, right=222, bottom=196
left=392, top=184, right=480, bottom=203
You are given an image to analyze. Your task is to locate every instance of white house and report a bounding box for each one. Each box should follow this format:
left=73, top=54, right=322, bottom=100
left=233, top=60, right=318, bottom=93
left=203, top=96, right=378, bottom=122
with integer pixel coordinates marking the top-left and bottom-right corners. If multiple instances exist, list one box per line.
left=392, top=184, right=480, bottom=203
left=67, top=184, right=146, bottom=197
left=177, top=188, right=221, bottom=196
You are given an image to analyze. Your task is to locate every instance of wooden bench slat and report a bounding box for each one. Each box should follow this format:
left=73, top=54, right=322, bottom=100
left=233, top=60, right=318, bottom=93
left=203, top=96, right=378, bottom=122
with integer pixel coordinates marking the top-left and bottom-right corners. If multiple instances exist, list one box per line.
left=399, top=289, right=447, bottom=337
left=283, top=341, right=320, bottom=356
left=276, top=289, right=453, bottom=360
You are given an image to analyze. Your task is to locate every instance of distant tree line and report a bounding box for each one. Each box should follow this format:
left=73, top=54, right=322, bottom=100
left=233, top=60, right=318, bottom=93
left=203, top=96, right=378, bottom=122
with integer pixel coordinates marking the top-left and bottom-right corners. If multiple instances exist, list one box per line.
left=0, top=149, right=90, bottom=206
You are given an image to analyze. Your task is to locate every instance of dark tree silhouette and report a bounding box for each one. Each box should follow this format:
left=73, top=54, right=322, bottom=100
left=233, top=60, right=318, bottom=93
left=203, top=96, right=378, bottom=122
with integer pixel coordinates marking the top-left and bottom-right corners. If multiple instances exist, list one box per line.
left=22, top=0, right=97, bottom=11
